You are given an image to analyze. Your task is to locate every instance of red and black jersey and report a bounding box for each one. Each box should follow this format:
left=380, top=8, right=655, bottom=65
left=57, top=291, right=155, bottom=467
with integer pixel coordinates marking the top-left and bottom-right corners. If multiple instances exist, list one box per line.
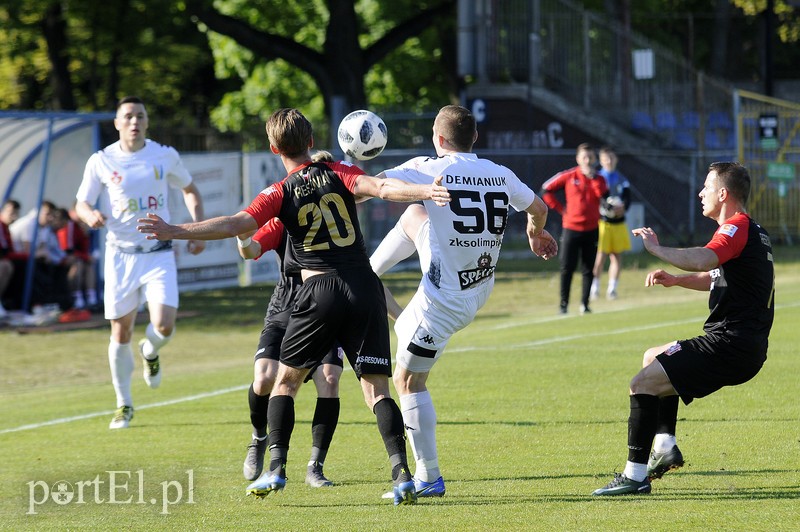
left=704, top=213, right=774, bottom=344
left=0, top=221, right=27, bottom=260
left=252, top=217, right=305, bottom=317
left=540, top=166, right=608, bottom=231
left=244, top=160, right=369, bottom=272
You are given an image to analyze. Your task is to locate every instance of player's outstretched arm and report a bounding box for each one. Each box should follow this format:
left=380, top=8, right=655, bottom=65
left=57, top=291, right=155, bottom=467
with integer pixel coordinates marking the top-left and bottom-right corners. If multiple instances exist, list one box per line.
left=632, top=227, right=718, bottom=272
left=137, top=211, right=258, bottom=241
left=646, top=269, right=712, bottom=291
left=354, top=174, right=451, bottom=206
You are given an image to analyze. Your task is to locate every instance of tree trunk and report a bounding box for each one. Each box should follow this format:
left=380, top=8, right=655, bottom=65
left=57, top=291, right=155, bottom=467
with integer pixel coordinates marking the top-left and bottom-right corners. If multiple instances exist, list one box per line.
left=709, top=0, right=730, bottom=77
left=41, top=2, right=75, bottom=110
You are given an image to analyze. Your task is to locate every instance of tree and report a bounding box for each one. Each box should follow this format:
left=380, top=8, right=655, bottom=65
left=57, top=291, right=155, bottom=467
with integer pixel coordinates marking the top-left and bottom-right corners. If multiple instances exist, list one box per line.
left=183, top=0, right=457, bottom=145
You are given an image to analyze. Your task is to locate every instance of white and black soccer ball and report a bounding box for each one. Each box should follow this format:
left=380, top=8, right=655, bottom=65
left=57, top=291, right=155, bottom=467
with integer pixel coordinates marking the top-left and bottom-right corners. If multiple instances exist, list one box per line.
left=337, top=110, right=388, bottom=161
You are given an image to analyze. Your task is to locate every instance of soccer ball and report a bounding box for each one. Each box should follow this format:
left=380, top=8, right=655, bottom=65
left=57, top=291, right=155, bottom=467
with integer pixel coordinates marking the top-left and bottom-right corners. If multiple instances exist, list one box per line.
left=337, top=110, right=388, bottom=161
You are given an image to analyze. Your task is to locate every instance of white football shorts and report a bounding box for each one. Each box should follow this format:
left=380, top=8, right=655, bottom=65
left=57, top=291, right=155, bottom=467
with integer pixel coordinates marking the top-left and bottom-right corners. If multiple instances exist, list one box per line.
left=394, top=277, right=492, bottom=373
left=103, top=247, right=179, bottom=319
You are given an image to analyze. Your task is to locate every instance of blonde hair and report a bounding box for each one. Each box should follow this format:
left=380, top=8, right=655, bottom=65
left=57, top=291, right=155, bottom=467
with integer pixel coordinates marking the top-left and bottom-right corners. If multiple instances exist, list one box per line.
left=265, top=108, right=313, bottom=158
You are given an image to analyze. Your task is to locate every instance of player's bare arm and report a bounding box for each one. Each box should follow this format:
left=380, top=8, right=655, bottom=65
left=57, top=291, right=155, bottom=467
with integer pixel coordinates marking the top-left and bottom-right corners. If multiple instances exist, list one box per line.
left=632, top=227, right=718, bottom=272
left=525, top=195, right=558, bottom=260
left=354, top=174, right=451, bottom=206
left=181, top=182, right=206, bottom=255
left=75, top=200, right=106, bottom=230
left=645, top=269, right=712, bottom=291
left=137, top=210, right=258, bottom=241
left=383, top=285, right=403, bottom=321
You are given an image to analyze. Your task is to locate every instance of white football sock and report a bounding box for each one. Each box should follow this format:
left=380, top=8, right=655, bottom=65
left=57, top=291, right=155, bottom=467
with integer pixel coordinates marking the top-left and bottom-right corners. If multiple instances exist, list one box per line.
left=608, top=279, right=618, bottom=293
left=623, top=460, right=648, bottom=482
left=369, top=221, right=416, bottom=276
left=653, top=433, right=677, bottom=453
left=590, top=278, right=599, bottom=295
left=108, top=339, right=134, bottom=408
left=142, top=323, right=172, bottom=360
left=399, top=390, right=439, bottom=482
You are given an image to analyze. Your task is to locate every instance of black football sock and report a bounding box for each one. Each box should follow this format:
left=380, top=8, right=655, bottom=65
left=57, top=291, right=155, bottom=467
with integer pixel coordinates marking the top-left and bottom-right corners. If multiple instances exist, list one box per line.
left=656, top=395, right=680, bottom=436
left=267, top=395, right=295, bottom=476
left=373, top=397, right=411, bottom=483
left=310, top=397, right=340, bottom=464
left=248, top=383, right=269, bottom=439
left=627, top=394, right=659, bottom=465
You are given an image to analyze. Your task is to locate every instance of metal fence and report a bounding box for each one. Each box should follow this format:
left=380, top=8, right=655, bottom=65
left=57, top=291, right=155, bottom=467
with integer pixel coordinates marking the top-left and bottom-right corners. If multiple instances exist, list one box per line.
left=735, top=90, right=800, bottom=244
left=482, top=0, right=737, bottom=152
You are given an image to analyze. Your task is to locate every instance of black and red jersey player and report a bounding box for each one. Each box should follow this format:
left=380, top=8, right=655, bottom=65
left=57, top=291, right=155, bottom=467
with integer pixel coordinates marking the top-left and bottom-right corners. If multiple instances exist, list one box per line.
left=136, top=108, right=450, bottom=505
left=238, top=216, right=345, bottom=489
left=593, top=161, right=774, bottom=496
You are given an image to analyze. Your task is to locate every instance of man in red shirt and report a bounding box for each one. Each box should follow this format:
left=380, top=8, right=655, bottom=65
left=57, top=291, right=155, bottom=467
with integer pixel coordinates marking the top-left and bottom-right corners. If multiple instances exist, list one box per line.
left=541, top=143, right=608, bottom=314
left=0, top=199, right=24, bottom=318
left=53, top=207, right=99, bottom=310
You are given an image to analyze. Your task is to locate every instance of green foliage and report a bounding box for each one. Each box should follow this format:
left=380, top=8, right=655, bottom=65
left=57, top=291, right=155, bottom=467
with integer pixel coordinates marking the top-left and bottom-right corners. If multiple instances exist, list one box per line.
left=203, top=0, right=455, bottom=140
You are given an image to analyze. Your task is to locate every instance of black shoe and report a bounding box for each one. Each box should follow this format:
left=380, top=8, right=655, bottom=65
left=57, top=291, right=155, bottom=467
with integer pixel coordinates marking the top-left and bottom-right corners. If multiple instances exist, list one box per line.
left=592, top=473, right=651, bottom=496
left=305, top=461, right=333, bottom=487
left=647, top=445, right=685, bottom=480
left=559, top=302, right=568, bottom=314
left=243, top=437, right=268, bottom=481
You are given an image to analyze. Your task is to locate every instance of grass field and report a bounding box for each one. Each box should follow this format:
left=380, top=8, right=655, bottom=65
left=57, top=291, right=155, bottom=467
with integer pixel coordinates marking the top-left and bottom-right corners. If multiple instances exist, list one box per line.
left=1, top=249, right=799, bottom=531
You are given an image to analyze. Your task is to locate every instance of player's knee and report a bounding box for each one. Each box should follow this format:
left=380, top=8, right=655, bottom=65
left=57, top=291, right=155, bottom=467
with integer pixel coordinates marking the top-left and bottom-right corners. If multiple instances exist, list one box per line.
left=253, top=374, right=274, bottom=395
left=155, top=323, right=174, bottom=338
left=629, top=373, right=644, bottom=394
left=643, top=344, right=667, bottom=367
left=392, top=370, right=410, bottom=394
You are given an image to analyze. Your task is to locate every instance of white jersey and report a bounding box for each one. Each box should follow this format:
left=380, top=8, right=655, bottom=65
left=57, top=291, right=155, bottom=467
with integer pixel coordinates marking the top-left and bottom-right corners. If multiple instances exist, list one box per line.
left=384, top=153, right=535, bottom=292
left=76, top=139, right=192, bottom=250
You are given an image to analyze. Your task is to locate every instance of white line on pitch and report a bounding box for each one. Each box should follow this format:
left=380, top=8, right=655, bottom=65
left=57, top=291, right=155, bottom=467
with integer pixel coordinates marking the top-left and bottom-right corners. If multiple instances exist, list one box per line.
left=5, top=301, right=796, bottom=434
left=0, top=384, right=249, bottom=435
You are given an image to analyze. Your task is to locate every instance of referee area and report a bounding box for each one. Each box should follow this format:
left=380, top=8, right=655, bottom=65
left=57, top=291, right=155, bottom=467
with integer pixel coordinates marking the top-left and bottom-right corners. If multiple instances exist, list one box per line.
left=2, top=248, right=798, bottom=530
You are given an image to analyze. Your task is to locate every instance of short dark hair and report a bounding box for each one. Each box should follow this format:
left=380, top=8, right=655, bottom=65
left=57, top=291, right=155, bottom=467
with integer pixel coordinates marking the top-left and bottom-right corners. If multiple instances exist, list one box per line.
left=266, top=108, right=313, bottom=158
left=599, top=145, right=616, bottom=155
left=710, top=162, right=751, bottom=205
left=3, top=199, right=20, bottom=211
left=116, top=96, right=144, bottom=110
left=576, top=142, right=595, bottom=155
left=435, top=105, right=476, bottom=152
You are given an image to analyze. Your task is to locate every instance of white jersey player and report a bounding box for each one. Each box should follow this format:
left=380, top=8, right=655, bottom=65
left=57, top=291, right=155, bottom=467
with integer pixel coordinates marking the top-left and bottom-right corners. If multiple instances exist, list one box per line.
left=75, top=96, right=205, bottom=429
left=370, top=105, right=558, bottom=497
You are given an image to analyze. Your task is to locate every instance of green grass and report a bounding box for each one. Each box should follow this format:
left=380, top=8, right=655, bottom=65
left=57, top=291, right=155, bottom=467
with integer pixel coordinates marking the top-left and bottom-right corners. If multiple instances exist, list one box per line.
left=2, top=250, right=799, bottom=530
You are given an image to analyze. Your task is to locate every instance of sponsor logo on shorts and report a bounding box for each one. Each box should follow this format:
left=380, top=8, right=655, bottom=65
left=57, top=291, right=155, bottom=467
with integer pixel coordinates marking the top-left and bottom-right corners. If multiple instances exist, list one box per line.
left=664, top=343, right=682, bottom=356
left=355, top=355, right=389, bottom=367
left=417, top=334, right=435, bottom=345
